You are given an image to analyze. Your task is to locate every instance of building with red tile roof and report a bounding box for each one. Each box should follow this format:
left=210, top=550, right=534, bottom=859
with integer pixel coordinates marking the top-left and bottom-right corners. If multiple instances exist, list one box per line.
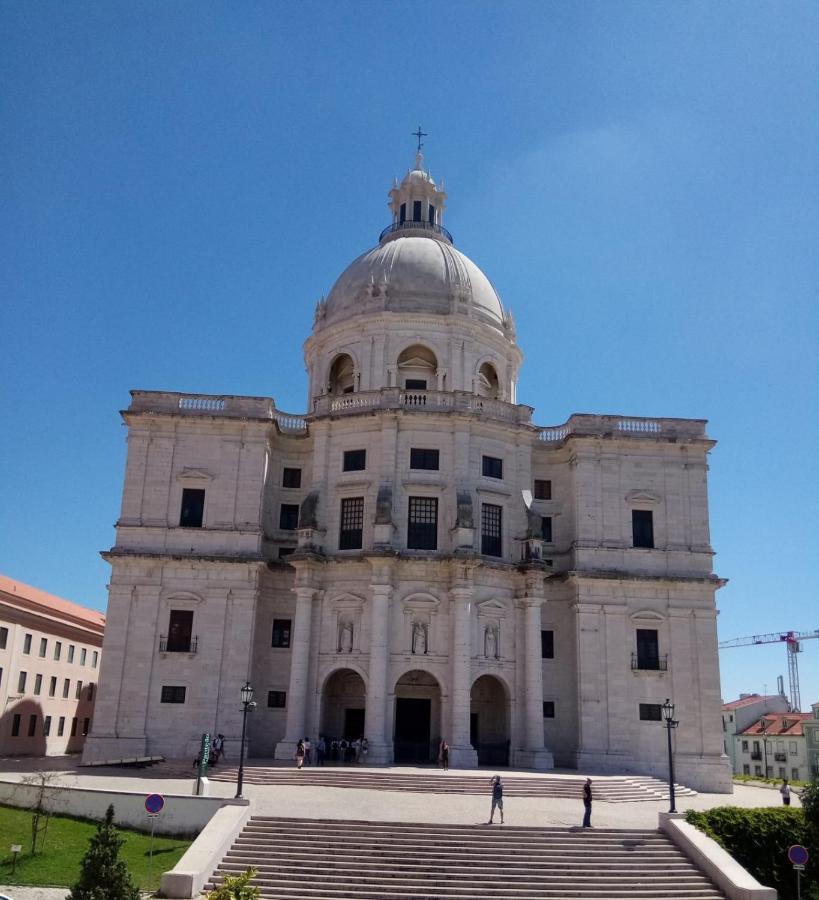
left=0, top=575, right=105, bottom=756
left=734, top=712, right=811, bottom=781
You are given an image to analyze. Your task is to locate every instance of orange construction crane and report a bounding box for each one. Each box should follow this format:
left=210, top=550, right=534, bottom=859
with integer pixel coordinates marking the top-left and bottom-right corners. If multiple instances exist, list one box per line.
left=719, top=629, right=819, bottom=711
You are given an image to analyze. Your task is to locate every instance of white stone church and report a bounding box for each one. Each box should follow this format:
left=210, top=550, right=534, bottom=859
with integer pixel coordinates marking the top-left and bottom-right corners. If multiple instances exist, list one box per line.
left=84, top=149, right=731, bottom=792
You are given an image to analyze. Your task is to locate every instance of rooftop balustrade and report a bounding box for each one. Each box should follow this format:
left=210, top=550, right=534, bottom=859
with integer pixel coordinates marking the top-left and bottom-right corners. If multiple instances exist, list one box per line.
left=379, top=219, right=453, bottom=244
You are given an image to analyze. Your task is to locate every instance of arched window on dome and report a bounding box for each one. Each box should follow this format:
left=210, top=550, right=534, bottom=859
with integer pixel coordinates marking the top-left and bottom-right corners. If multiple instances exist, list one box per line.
left=328, top=354, right=356, bottom=395
left=397, top=345, right=437, bottom=391
left=477, top=362, right=500, bottom=400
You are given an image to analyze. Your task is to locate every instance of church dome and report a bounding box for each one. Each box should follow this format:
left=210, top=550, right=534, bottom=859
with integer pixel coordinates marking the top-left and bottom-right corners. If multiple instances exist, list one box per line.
left=319, top=150, right=505, bottom=330
left=322, top=235, right=504, bottom=327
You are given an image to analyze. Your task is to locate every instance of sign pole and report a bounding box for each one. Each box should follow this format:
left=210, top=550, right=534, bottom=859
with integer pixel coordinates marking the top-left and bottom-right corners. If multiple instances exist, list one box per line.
left=148, top=814, right=156, bottom=886
left=788, top=845, right=809, bottom=900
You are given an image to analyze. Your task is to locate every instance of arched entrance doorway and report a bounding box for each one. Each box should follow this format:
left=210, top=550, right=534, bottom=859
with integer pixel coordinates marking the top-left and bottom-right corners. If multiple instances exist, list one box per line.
left=470, top=674, right=509, bottom=766
left=321, top=669, right=366, bottom=742
left=393, top=670, right=441, bottom=764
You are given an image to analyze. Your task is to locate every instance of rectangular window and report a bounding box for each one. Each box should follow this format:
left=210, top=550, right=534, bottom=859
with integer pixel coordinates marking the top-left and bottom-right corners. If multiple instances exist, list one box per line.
left=399, top=202, right=406, bottom=224
left=160, top=685, right=187, bottom=704
left=481, top=503, right=502, bottom=557
left=632, top=509, right=655, bottom=549
left=790, top=741, right=798, bottom=754
left=792, top=768, right=800, bottom=781
left=278, top=547, right=295, bottom=559
left=49, top=676, right=57, bottom=697
left=636, top=629, right=660, bottom=669
left=92, top=651, right=98, bottom=668
left=0, top=627, right=7, bottom=649
left=407, top=496, right=438, bottom=550
left=34, top=674, right=42, bottom=695
left=639, top=703, right=663, bottom=721
left=267, top=690, right=287, bottom=708
left=43, top=716, right=52, bottom=737
left=541, top=516, right=553, bottom=543
left=754, top=765, right=762, bottom=776
left=410, top=448, right=439, bottom=470
left=282, top=467, right=302, bottom=489
left=39, top=637, right=47, bottom=658
left=71, top=717, right=77, bottom=737
left=63, top=679, right=70, bottom=698
left=541, top=630, right=554, bottom=659
left=83, top=718, right=90, bottom=736
left=17, top=671, right=26, bottom=693
left=75, top=680, right=83, bottom=699
left=179, top=488, right=205, bottom=528
left=166, top=610, right=194, bottom=652
left=68, top=645, right=75, bottom=663
left=413, top=199, right=422, bottom=221
left=343, top=449, right=366, bottom=472
left=23, top=633, right=32, bottom=655
left=272, top=619, right=292, bottom=648
left=28, top=714, right=37, bottom=737
left=482, top=455, right=503, bottom=479
left=753, top=740, right=760, bottom=753
left=778, top=766, right=786, bottom=779
left=742, top=740, right=749, bottom=752
left=339, top=497, right=364, bottom=550
left=80, top=648, right=87, bottom=666
left=58, top=716, right=65, bottom=737
left=534, top=479, right=552, bottom=500
left=542, top=701, right=555, bottom=718
left=11, top=714, right=20, bottom=737
left=743, top=764, right=750, bottom=775
left=404, top=378, right=427, bottom=390
left=428, top=203, right=436, bottom=224
left=54, top=641, right=62, bottom=661
left=279, top=503, right=300, bottom=530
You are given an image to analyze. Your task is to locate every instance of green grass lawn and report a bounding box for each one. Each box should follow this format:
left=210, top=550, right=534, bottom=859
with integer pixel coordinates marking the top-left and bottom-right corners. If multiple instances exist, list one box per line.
left=0, top=804, right=192, bottom=890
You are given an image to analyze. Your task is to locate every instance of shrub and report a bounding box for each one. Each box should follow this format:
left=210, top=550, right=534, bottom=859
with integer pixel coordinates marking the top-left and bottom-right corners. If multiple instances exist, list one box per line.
left=67, top=804, right=140, bottom=900
left=686, top=806, right=808, bottom=900
left=206, top=868, right=260, bottom=900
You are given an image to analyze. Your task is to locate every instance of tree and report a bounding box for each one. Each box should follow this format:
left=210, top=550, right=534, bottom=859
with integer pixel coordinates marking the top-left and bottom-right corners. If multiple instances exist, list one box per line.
left=67, top=804, right=140, bottom=900
left=800, top=777, right=819, bottom=891
left=206, top=868, right=260, bottom=900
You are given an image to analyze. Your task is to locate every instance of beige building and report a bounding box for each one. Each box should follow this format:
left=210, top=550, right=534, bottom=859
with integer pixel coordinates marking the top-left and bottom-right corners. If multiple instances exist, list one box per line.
left=0, top=575, right=104, bottom=756
left=734, top=712, right=811, bottom=782
left=722, top=693, right=790, bottom=774
left=84, top=150, right=731, bottom=791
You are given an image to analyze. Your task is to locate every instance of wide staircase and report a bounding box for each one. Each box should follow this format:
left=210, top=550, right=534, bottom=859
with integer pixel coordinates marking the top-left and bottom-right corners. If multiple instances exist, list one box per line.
left=207, top=817, right=725, bottom=899
left=201, top=764, right=695, bottom=802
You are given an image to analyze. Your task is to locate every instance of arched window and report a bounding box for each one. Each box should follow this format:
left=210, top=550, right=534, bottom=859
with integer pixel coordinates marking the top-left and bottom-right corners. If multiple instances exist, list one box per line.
left=477, top=362, right=500, bottom=399
left=328, top=354, right=355, bottom=395
left=397, top=345, right=437, bottom=390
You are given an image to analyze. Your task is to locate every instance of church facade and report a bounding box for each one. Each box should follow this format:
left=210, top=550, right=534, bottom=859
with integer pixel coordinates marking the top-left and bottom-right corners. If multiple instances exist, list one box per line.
left=84, top=152, right=731, bottom=791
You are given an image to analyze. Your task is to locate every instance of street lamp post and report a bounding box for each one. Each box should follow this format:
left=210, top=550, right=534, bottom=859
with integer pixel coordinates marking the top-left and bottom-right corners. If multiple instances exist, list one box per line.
left=235, top=682, right=255, bottom=799
left=662, top=698, right=679, bottom=814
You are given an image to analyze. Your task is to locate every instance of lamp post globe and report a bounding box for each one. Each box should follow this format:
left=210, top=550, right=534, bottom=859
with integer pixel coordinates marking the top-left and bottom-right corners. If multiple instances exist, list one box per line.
left=235, top=681, right=255, bottom=800
left=662, top=698, right=678, bottom=814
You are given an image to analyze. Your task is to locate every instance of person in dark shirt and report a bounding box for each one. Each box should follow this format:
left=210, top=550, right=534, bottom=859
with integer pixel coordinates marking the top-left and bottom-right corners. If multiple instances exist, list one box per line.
left=582, top=778, right=593, bottom=827
left=488, top=775, right=504, bottom=824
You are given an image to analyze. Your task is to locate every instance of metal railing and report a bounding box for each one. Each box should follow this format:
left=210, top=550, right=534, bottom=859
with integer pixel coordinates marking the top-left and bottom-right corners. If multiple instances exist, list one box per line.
left=159, top=635, right=198, bottom=654
left=379, top=220, right=453, bottom=244
left=631, top=652, right=669, bottom=671
left=751, top=751, right=762, bottom=760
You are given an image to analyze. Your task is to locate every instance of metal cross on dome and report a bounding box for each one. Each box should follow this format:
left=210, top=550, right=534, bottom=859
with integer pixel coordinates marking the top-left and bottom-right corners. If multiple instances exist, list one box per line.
left=412, top=125, right=428, bottom=153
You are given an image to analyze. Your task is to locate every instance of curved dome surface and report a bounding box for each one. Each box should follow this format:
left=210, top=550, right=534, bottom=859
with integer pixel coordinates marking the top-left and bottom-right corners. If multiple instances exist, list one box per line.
left=323, top=235, right=504, bottom=327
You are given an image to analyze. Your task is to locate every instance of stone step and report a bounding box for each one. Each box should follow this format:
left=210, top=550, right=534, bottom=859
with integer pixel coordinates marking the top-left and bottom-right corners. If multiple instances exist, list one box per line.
left=208, top=817, right=725, bottom=900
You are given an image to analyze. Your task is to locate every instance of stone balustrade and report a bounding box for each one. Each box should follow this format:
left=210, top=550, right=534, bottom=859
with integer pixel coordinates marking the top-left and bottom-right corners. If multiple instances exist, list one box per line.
left=537, top=414, right=708, bottom=442
left=126, top=391, right=706, bottom=441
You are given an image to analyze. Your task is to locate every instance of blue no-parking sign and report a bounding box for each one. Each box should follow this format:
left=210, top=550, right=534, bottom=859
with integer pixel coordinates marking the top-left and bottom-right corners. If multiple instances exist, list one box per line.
left=144, top=793, right=165, bottom=815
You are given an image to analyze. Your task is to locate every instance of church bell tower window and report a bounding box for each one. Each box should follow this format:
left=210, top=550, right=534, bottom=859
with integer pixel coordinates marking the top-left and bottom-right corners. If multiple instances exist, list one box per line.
left=428, top=204, right=436, bottom=224
left=399, top=203, right=406, bottom=224
left=413, top=200, right=422, bottom=222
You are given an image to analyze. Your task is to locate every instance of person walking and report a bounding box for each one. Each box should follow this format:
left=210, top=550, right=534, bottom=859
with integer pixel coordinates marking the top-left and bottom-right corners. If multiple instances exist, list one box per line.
left=295, top=738, right=305, bottom=769
left=582, top=778, right=593, bottom=827
left=780, top=779, right=792, bottom=806
left=304, top=736, right=312, bottom=765
left=488, top=775, right=504, bottom=824
left=441, top=740, right=450, bottom=771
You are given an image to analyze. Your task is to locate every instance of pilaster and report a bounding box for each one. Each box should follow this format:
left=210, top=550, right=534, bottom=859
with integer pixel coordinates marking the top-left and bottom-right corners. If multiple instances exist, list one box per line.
left=449, top=563, right=478, bottom=768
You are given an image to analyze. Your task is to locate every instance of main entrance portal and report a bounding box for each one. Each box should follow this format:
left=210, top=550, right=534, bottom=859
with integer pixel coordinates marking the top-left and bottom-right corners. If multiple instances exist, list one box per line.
left=470, top=674, right=509, bottom=766
left=321, top=669, right=366, bottom=742
left=393, top=670, right=441, bottom=764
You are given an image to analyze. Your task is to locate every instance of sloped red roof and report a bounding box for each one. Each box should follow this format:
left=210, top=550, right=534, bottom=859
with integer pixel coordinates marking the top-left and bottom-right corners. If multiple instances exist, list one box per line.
left=740, top=713, right=811, bottom=737
left=0, top=574, right=105, bottom=631
left=723, top=694, right=780, bottom=710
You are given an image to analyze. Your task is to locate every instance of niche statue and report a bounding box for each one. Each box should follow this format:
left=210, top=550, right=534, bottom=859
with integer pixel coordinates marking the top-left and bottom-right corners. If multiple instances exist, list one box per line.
left=484, top=625, right=498, bottom=659
left=338, top=621, right=353, bottom=653
left=411, top=621, right=428, bottom=655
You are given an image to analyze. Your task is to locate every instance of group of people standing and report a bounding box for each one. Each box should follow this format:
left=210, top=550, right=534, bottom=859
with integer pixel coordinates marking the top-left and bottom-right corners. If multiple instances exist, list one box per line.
left=485, top=775, right=594, bottom=828
left=295, top=735, right=369, bottom=768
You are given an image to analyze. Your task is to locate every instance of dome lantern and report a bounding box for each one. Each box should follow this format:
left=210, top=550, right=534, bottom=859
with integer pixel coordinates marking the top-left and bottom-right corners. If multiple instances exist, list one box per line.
left=381, top=142, right=451, bottom=245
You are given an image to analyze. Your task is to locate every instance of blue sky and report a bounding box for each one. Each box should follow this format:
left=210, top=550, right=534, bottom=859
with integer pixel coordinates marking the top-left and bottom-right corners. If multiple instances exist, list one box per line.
left=2, top=2, right=817, bottom=705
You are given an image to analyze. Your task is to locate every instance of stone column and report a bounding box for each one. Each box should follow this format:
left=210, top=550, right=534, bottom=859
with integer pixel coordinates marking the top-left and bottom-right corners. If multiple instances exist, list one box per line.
left=518, top=571, right=554, bottom=770
left=365, top=581, right=392, bottom=764
left=449, top=584, right=478, bottom=768
left=274, top=585, right=315, bottom=760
